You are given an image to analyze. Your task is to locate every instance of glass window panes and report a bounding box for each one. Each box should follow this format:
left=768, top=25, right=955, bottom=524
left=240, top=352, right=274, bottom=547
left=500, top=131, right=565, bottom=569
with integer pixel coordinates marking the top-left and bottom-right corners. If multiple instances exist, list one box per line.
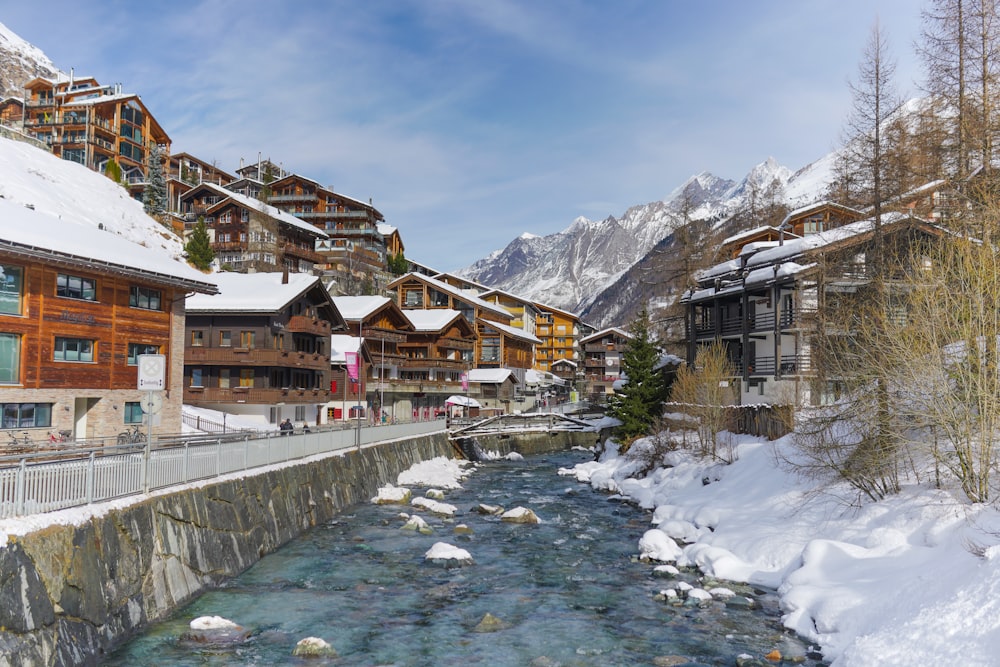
left=0, top=333, right=19, bottom=384
left=124, top=402, right=143, bottom=424
left=54, top=337, right=94, bottom=362
left=129, top=286, right=161, bottom=310
left=127, top=343, right=160, bottom=365
left=57, top=274, right=97, bottom=300
left=1, top=403, right=51, bottom=428
left=0, top=264, right=23, bottom=315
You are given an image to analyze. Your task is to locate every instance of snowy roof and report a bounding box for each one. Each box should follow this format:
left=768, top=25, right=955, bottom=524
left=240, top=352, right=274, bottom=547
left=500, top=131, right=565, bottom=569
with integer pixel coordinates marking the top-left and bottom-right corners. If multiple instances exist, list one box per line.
left=405, top=309, right=463, bottom=331
left=200, top=182, right=327, bottom=239
left=552, top=358, right=578, bottom=368
left=579, top=327, right=632, bottom=344
left=482, top=317, right=542, bottom=344
left=332, top=295, right=391, bottom=321
left=377, top=223, right=397, bottom=236
left=777, top=200, right=863, bottom=227
left=329, top=335, right=362, bottom=363
left=394, top=272, right=512, bottom=319
left=0, top=199, right=217, bottom=292
left=185, top=272, right=321, bottom=312
left=468, top=368, right=518, bottom=384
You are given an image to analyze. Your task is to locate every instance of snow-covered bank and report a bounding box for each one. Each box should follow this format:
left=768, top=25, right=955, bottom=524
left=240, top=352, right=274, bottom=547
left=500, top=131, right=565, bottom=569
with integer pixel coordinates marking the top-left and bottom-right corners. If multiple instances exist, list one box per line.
left=561, top=436, right=1000, bottom=666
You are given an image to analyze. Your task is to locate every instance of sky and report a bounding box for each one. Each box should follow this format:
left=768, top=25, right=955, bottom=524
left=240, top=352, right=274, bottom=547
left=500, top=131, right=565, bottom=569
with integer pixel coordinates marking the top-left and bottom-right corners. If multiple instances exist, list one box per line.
left=3, top=0, right=926, bottom=271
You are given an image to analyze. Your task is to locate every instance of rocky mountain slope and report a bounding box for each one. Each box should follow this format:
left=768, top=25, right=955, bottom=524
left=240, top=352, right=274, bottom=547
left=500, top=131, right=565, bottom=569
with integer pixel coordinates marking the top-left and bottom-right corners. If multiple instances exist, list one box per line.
left=0, top=22, right=63, bottom=98
left=460, top=156, right=832, bottom=327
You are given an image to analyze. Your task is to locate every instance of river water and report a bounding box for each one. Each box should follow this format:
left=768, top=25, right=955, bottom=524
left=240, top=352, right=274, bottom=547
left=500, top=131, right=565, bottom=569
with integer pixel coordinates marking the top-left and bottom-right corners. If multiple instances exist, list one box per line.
left=105, top=449, right=827, bottom=666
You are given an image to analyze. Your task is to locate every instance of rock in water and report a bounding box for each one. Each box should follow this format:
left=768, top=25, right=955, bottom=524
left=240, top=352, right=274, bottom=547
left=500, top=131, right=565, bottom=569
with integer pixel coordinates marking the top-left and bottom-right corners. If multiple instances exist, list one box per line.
left=501, top=507, right=540, bottom=523
left=292, top=636, right=338, bottom=657
left=473, top=612, right=507, bottom=632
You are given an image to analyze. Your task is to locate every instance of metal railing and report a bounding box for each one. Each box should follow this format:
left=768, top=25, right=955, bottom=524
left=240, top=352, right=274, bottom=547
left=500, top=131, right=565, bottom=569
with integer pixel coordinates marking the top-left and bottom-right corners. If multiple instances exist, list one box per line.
left=0, top=421, right=444, bottom=519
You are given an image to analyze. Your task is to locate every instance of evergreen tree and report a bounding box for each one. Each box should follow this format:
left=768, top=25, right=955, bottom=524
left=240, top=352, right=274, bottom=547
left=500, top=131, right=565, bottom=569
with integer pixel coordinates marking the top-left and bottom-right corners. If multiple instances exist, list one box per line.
left=387, top=252, right=409, bottom=275
left=185, top=217, right=215, bottom=271
left=143, top=144, right=168, bottom=216
left=607, top=308, right=668, bottom=443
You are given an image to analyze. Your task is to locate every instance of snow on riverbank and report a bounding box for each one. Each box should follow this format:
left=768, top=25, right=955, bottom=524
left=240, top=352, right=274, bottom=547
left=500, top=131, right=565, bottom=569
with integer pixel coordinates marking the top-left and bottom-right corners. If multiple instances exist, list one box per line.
left=560, top=435, right=1000, bottom=666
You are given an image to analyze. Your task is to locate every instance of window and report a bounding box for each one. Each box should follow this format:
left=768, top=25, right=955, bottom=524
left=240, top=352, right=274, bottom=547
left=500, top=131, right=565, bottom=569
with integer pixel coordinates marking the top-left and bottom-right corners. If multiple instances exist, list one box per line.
left=0, top=264, right=23, bottom=315
left=294, top=405, right=306, bottom=421
left=1, top=402, right=51, bottom=428
left=219, top=211, right=231, bottom=223
left=404, top=289, right=423, bottom=307
left=191, top=330, right=204, bottom=347
left=54, top=337, right=94, bottom=362
left=56, top=273, right=97, bottom=300
left=130, top=286, right=161, bottom=310
left=0, top=333, right=20, bottom=384
left=219, top=368, right=230, bottom=389
left=124, top=402, right=144, bottom=424
left=241, top=209, right=249, bottom=222
left=239, top=369, right=254, bottom=387
left=127, top=343, right=160, bottom=365
left=240, top=331, right=255, bottom=348
left=219, top=331, right=232, bottom=347
left=190, top=368, right=203, bottom=387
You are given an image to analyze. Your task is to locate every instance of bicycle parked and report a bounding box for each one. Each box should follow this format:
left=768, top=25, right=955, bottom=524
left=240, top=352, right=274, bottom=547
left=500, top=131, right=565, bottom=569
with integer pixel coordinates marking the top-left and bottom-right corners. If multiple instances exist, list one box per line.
left=6, top=430, right=31, bottom=448
left=117, top=424, right=145, bottom=446
left=48, top=430, right=72, bottom=444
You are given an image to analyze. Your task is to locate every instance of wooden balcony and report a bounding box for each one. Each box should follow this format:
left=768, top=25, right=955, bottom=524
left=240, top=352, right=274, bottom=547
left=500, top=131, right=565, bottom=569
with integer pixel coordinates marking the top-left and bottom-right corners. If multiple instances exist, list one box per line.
left=282, top=243, right=325, bottom=264
left=286, top=315, right=332, bottom=336
left=186, top=346, right=329, bottom=370
left=399, top=357, right=469, bottom=371
left=184, top=386, right=333, bottom=404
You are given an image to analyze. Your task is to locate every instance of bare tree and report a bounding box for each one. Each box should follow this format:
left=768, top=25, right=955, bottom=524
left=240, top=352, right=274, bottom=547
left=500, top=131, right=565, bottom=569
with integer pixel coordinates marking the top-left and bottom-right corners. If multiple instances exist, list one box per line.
left=669, top=341, right=739, bottom=462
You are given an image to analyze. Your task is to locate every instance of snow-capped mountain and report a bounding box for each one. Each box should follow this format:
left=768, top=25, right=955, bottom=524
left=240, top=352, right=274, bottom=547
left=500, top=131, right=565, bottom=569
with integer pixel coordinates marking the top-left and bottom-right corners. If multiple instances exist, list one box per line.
left=0, top=22, right=64, bottom=98
left=461, top=155, right=830, bottom=322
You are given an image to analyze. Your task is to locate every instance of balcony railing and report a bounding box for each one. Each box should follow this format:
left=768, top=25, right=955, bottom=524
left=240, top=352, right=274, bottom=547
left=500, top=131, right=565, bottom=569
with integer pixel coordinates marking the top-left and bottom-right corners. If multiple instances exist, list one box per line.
left=185, top=346, right=329, bottom=370
left=286, top=315, right=332, bottom=336
left=741, top=354, right=812, bottom=377
left=269, top=193, right=319, bottom=203
left=184, top=386, right=332, bottom=404
left=693, top=309, right=805, bottom=339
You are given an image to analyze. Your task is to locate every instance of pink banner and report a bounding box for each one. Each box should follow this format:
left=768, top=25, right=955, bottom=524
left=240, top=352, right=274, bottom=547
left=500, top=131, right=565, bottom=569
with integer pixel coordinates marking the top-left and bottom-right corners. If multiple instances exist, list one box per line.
left=346, top=352, right=359, bottom=381
left=461, top=372, right=469, bottom=391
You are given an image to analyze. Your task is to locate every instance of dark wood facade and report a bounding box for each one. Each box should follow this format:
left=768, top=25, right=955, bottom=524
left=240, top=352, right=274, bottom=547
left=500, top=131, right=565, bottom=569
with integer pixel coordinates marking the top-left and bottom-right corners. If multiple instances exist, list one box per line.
left=183, top=273, right=345, bottom=424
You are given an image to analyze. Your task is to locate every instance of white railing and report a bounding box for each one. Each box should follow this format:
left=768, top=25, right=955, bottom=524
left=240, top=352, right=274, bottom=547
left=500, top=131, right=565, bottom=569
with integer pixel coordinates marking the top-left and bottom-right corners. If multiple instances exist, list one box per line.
left=0, top=421, right=443, bottom=519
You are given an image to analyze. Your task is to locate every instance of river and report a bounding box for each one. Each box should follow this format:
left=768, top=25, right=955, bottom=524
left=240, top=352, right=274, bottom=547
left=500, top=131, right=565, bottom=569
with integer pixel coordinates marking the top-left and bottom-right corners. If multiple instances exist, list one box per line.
left=104, top=448, right=826, bottom=666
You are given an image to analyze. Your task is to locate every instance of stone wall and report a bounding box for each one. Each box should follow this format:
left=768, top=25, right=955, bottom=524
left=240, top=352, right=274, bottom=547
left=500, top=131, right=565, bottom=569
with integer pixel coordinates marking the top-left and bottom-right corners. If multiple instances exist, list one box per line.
left=0, top=433, right=458, bottom=667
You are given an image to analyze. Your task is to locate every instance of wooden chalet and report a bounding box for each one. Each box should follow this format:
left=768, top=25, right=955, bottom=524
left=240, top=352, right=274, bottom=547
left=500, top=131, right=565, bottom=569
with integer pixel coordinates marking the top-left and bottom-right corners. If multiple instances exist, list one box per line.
left=401, top=309, right=476, bottom=421
left=579, top=327, right=631, bottom=403
left=22, top=75, right=170, bottom=195
left=684, top=209, right=943, bottom=406
left=331, top=296, right=413, bottom=421
left=0, top=200, right=218, bottom=445
left=389, top=272, right=538, bottom=384
left=178, top=182, right=327, bottom=274
left=265, top=173, right=387, bottom=275
left=0, top=97, right=24, bottom=126
left=183, top=272, right=345, bottom=428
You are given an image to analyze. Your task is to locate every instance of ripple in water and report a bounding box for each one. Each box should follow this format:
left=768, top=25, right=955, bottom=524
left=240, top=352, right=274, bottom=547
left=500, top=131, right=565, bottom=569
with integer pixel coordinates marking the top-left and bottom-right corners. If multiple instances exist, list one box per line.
left=105, top=450, right=828, bottom=667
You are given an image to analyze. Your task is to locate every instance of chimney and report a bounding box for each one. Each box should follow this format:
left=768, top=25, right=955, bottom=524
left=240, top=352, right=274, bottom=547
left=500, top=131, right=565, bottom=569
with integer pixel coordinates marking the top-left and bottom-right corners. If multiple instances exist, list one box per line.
left=281, top=266, right=289, bottom=284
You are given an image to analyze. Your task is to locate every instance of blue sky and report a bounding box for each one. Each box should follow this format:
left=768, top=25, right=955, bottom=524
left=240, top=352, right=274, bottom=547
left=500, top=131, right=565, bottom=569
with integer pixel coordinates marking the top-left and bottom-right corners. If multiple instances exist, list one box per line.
left=5, top=1, right=924, bottom=271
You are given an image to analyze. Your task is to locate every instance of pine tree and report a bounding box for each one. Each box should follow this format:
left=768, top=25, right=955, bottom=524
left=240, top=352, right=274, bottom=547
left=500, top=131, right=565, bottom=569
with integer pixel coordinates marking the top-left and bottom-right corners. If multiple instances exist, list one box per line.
left=185, top=217, right=215, bottom=271
left=143, top=144, right=168, bottom=216
left=607, top=308, right=668, bottom=443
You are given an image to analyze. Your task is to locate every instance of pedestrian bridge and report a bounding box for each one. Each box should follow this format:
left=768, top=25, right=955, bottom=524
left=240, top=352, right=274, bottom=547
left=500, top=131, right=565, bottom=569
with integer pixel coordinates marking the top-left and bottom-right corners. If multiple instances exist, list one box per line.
left=449, top=412, right=598, bottom=437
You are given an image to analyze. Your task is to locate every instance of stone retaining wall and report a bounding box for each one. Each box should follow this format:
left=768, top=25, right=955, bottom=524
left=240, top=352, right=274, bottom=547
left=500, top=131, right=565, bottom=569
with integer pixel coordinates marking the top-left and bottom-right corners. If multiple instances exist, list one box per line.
left=0, top=430, right=591, bottom=666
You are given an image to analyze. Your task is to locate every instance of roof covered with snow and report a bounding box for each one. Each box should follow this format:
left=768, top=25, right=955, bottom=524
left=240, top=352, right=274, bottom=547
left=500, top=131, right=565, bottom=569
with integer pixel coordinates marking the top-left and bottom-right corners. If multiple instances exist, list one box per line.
left=468, top=368, right=518, bottom=384
left=200, top=182, right=327, bottom=239
left=185, top=272, right=322, bottom=312
left=405, top=308, right=463, bottom=331
left=332, top=295, right=392, bottom=321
